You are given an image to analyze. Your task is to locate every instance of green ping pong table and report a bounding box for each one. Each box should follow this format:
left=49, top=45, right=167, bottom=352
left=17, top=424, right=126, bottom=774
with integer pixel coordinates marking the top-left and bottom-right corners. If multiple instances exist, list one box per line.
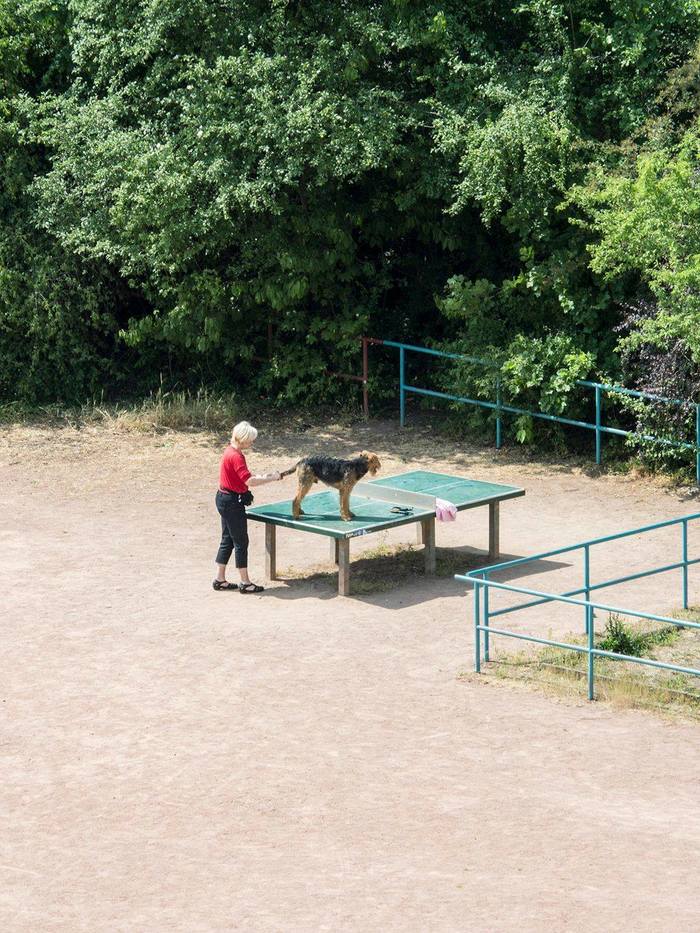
left=247, top=470, right=525, bottom=596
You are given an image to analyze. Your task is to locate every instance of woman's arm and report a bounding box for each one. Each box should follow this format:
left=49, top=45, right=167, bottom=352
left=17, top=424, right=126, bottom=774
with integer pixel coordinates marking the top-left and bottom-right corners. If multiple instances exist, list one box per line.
left=247, top=471, right=281, bottom=487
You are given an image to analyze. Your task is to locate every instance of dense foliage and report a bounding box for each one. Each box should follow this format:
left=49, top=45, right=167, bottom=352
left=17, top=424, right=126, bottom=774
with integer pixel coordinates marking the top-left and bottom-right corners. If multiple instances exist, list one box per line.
left=2, top=0, right=700, bottom=450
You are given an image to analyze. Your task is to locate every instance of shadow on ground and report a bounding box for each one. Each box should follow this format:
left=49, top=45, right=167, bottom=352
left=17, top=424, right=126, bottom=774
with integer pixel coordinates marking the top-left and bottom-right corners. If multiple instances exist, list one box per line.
left=261, top=545, right=570, bottom=609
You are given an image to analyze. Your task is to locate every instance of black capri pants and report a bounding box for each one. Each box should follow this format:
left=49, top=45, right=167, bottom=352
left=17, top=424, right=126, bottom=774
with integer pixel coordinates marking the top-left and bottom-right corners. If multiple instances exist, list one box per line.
left=214, top=490, right=249, bottom=568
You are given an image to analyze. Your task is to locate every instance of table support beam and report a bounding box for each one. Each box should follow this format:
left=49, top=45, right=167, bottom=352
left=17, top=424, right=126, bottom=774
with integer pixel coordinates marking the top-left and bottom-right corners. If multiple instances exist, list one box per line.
left=265, top=524, right=277, bottom=580
left=488, top=501, right=499, bottom=562
left=422, top=517, right=436, bottom=574
left=337, top=539, right=350, bottom=596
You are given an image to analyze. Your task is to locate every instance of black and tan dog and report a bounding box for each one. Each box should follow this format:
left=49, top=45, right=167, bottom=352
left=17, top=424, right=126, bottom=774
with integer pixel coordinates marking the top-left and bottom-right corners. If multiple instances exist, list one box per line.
left=280, top=451, right=382, bottom=521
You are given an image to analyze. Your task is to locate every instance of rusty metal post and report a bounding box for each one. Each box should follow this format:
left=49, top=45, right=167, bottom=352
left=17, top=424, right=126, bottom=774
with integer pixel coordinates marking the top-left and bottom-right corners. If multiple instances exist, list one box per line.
left=362, top=337, right=369, bottom=419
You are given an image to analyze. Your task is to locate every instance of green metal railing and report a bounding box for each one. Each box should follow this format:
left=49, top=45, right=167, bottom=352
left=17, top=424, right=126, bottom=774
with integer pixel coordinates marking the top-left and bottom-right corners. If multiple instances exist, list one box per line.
left=369, top=339, right=700, bottom=484
left=455, top=514, right=700, bottom=701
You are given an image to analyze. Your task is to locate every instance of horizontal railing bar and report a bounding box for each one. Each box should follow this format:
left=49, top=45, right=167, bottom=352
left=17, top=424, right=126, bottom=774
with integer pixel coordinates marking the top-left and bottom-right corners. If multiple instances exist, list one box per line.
left=488, top=558, right=700, bottom=619
left=477, top=629, right=700, bottom=678
left=476, top=626, right=588, bottom=653
left=585, top=558, right=700, bottom=591
left=490, top=595, right=562, bottom=617
left=405, top=385, right=698, bottom=451
left=473, top=514, right=700, bottom=577
left=577, top=380, right=691, bottom=406
left=625, top=431, right=697, bottom=452
left=381, top=340, right=497, bottom=367
left=591, top=648, right=700, bottom=677
left=461, top=577, right=700, bottom=630
left=378, top=339, right=699, bottom=458
left=382, top=337, right=697, bottom=406
left=381, top=339, right=696, bottom=408
left=405, top=385, right=599, bottom=431
left=563, top=517, right=700, bottom=551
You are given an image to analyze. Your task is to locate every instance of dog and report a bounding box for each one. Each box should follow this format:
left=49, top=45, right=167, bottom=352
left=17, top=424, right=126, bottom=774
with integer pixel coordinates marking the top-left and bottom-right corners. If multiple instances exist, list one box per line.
left=280, top=451, right=382, bottom=521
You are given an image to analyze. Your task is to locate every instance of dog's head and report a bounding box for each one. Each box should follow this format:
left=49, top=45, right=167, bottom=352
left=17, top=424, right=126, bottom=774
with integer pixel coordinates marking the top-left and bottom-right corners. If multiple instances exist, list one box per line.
left=359, top=450, right=381, bottom=475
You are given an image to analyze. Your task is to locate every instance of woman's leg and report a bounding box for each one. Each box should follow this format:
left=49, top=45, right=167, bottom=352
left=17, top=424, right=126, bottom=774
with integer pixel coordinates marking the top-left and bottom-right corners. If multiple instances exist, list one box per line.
left=217, top=497, right=262, bottom=589
left=227, top=505, right=251, bottom=584
left=214, top=496, right=235, bottom=583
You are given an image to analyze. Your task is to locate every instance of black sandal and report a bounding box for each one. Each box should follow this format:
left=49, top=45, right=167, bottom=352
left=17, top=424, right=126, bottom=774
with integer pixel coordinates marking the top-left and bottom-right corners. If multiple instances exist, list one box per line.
left=212, top=580, right=238, bottom=591
left=239, top=583, right=264, bottom=594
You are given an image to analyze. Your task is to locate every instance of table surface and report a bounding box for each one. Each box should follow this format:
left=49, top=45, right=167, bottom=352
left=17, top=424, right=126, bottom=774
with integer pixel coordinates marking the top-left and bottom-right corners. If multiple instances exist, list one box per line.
left=246, top=470, right=525, bottom=540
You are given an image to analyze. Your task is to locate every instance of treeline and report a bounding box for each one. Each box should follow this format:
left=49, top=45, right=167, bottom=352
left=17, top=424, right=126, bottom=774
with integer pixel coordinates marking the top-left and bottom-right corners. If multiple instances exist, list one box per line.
left=2, top=0, right=700, bottom=419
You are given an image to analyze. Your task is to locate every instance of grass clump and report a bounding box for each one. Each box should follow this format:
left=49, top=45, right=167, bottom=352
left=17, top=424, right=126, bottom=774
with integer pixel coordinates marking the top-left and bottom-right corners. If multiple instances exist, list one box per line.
left=596, top=614, right=678, bottom=657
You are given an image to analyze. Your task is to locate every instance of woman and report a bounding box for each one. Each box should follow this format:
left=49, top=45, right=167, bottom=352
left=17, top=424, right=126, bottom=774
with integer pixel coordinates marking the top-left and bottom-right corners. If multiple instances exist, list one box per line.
left=213, top=421, right=281, bottom=593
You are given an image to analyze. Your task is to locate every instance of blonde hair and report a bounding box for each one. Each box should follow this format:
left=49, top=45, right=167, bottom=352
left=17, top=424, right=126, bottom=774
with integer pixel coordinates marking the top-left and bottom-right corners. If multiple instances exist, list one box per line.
left=231, top=420, right=258, bottom=446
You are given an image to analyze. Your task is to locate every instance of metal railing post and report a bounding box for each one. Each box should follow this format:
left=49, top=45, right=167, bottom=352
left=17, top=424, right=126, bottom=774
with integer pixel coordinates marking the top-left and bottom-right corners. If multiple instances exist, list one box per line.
left=496, top=378, right=502, bottom=449
left=474, top=581, right=481, bottom=673
left=682, top=519, right=689, bottom=610
left=361, top=337, right=369, bottom=419
left=696, top=404, right=700, bottom=487
left=595, top=385, right=602, bottom=465
left=584, top=544, right=591, bottom=634
left=587, top=604, right=595, bottom=701
left=399, top=346, right=405, bottom=427
left=483, top=574, right=490, bottom=662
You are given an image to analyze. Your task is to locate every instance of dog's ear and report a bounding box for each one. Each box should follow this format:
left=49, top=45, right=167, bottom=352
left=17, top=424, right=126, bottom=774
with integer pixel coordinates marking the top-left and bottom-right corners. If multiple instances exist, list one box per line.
left=361, top=450, right=381, bottom=475
left=359, top=450, right=370, bottom=460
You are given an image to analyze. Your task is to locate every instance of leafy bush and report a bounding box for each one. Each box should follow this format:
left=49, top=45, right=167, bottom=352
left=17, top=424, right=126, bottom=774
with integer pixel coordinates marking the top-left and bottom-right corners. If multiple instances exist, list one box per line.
left=431, top=332, right=594, bottom=445
left=499, top=333, right=595, bottom=417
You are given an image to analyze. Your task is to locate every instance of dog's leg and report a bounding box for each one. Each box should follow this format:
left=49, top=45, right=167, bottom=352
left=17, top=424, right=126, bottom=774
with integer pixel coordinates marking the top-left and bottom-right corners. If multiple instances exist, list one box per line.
left=345, top=478, right=358, bottom=520
left=339, top=483, right=354, bottom=522
left=292, top=477, right=314, bottom=518
left=339, top=487, right=349, bottom=521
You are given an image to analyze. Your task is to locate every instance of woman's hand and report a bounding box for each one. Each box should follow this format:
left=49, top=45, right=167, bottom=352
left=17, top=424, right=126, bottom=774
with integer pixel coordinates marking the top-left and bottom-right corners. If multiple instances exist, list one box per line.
left=249, top=472, right=281, bottom=486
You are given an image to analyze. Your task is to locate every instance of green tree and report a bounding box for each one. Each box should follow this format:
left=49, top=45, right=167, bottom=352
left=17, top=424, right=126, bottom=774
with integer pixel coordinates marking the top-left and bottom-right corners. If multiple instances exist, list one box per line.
left=2, top=0, right=699, bottom=410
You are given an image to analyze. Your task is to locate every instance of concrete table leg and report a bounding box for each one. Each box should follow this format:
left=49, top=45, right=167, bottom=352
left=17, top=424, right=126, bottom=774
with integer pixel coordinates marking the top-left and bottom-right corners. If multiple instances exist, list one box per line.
left=330, top=538, right=340, bottom=564
left=337, top=539, right=350, bottom=596
left=488, top=501, right=500, bottom=562
left=265, top=524, right=277, bottom=580
left=423, top=517, right=436, bottom=574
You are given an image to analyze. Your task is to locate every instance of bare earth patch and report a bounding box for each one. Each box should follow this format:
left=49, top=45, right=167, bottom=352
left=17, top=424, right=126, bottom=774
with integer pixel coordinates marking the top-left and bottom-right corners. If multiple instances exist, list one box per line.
left=3, top=418, right=700, bottom=931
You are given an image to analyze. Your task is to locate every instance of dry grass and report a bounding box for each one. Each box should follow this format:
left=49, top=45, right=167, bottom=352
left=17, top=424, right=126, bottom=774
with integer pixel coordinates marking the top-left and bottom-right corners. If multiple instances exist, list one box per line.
left=0, top=388, right=366, bottom=437
left=466, top=611, right=700, bottom=721
left=282, top=543, right=485, bottom=595
left=0, top=388, right=243, bottom=434
left=89, top=388, right=243, bottom=434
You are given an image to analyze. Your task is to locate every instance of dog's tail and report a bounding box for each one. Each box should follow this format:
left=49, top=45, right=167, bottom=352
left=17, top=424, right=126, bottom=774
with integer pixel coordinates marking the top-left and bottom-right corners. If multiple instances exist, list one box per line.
left=279, top=460, right=302, bottom=478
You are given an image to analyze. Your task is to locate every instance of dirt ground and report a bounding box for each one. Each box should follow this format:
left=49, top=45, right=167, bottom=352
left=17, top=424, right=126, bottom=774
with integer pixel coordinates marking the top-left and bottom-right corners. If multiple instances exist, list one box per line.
left=3, top=417, right=700, bottom=932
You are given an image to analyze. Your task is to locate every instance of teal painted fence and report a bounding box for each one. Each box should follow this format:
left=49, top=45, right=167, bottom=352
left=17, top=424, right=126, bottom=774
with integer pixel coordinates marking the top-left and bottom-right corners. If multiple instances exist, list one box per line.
left=455, top=514, right=700, bottom=702
left=370, top=339, right=700, bottom=485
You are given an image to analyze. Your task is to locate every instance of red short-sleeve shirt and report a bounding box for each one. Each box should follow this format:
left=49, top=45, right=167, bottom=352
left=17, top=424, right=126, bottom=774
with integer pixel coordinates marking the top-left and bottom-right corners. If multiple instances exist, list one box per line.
left=219, top=446, right=252, bottom=493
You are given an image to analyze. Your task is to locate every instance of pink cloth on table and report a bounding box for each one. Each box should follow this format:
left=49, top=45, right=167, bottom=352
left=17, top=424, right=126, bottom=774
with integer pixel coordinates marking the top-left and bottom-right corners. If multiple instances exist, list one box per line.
left=435, top=498, right=457, bottom=522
